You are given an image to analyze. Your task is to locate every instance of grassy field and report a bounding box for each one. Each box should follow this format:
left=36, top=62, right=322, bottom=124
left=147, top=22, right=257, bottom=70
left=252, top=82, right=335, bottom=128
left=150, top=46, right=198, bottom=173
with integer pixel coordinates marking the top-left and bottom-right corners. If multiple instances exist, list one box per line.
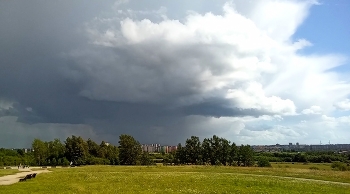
left=270, top=162, right=332, bottom=170
left=1, top=165, right=350, bottom=193
left=0, top=169, right=19, bottom=176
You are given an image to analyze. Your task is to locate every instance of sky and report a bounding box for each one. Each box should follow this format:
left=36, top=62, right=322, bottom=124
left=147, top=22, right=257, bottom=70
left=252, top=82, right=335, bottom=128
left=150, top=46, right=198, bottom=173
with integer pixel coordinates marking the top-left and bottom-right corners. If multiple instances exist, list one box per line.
left=1, top=0, right=350, bottom=148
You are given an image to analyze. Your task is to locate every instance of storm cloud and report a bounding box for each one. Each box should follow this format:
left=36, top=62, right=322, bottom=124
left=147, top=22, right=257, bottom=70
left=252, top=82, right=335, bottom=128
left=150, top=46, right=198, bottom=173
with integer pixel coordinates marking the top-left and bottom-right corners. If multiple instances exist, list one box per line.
left=1, top=0, right=350, bottom=147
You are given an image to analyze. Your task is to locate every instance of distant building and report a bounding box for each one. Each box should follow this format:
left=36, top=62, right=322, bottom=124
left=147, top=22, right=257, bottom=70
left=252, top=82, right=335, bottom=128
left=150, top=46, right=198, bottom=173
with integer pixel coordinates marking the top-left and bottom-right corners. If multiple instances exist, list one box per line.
left=168, top=146, right=177, bottom=153
left=141, top=144, right=177, bottom=153
left=252, top=143, right=350, bottom=152
left=24, top=148, right=33, bottom=153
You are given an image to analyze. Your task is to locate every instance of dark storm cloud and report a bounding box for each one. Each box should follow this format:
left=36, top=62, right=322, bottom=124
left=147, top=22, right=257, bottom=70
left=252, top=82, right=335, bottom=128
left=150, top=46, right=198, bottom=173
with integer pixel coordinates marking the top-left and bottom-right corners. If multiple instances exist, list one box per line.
left=0, top=105, right=18, bottom=118
left=0, top=1, right=111, bottom=118
left=182, top=99, right=264, bottom=118
left=0, top=0, right=288, bottom=147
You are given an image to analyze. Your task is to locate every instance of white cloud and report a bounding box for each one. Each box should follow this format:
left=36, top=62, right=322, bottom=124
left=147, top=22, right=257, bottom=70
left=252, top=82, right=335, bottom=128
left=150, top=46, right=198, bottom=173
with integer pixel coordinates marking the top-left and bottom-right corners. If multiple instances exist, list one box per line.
left=243, top=0, right=315, bottom=42
left=264, top=55, right=349, bottom=113
left=235, top=113, right=350, bottom=145
left=69, top=0, right=350, bottom=144
left=334, top=99, right=350, bottom=111
left=83, top=2, right=325, bottom=108
left=321, top=114, right=350, bottom=125
left=301, top=105, right=322, bottom=115
left=183, top=114, right=289, bottom=144
left=79, top=1, right=350, bottom=114
left=239, top=125, right=306, bottom=144
left=226, top=82, right=296, bottom=115
left=186, top=115, right=245, bottom=138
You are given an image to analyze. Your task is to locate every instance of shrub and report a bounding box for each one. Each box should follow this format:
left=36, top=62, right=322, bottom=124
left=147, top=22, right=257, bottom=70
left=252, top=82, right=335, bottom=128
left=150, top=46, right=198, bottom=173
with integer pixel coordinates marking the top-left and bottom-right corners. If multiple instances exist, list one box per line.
left=86, top=157, right=110, bottom=165
left=140, top=152, right=153, bottom=166
left=331, top=162, right=349, bottom=171
left=257, top=157, right=271, bottom=167
left=215, top=160, right=222, bottom=166
left=61, top=157, right=70, bottom=166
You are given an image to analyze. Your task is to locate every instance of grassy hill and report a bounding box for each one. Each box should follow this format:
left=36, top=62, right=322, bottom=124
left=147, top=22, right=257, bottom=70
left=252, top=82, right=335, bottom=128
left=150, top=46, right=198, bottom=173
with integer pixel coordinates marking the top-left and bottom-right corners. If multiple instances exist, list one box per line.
left=1, top=165, right=350, bottom=193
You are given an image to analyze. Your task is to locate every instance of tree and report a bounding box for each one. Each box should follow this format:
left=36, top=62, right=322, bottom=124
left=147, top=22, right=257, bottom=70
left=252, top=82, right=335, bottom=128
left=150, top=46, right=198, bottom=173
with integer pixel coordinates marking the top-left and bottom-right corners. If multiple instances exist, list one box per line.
left=214, top=136, right=231, bottom=165
left=118, top=134, right=142, bottom=165
left=293, top=153, right=307, bottom=163
left=238, top=145, right=254, bottom=166
left=174, top=143, right=186, bottom=164
left=98, top=141, right=108, bottom=158
left=16, top=149, right=24, bottom=156
left=201, top=135, right=232, bottom=165
left=32, top=139, right=48, bottom=166
left=65, top=136, right=89, bottom=165
left=47, top=139, right=65, bottom=164
left=100, top=143, right=119, bottom=165
left=228, top=142, right=238, bottom=166
left=184, top=136, right=202, bottom=164
left=201, top=138, right=211, bottom=164
left=87, top=138, right=100, bottom=157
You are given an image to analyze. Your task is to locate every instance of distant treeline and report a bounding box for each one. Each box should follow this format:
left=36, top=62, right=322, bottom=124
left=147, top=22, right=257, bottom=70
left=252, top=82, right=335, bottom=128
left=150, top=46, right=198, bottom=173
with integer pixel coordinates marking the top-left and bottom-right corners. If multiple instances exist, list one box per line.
left=255, top=151, right=349, bottom=163
left=1, top=135, right=349, bottom=168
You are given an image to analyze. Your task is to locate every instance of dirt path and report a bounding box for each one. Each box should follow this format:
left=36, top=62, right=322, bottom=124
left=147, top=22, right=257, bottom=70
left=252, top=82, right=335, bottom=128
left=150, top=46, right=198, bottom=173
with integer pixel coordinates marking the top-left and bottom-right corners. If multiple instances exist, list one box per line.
left=0, top=169, right=51, bottom=185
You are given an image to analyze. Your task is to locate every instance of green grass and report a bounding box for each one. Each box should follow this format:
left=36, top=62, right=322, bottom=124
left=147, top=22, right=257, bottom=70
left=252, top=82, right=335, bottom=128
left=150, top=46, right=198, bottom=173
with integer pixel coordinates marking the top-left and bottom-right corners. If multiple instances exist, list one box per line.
left=0, top=169, right=19, bottom=176
left=1, top=166, right=350, bottom=193
left=271, top=162, right=332, bottom=170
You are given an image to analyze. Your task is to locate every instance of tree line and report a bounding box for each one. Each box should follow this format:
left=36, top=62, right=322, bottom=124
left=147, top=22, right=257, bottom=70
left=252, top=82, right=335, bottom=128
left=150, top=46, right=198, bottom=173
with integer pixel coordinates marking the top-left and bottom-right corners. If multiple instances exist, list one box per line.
left=1, top=134, right=349, bottom=168
left=173, top=135, right=254, bottom=166
left=255, top=151, right=350, bottom=163
left=0, top=134, right=254, bottom=167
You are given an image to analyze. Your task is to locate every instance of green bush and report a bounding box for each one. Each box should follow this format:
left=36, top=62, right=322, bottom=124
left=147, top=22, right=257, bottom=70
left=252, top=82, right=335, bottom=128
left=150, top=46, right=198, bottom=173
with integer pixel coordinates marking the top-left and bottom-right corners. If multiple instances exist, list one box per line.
left=140, top=152, right=153, bottom=166
left=86, top=157, right=110, bottom=165
left=331, top=162, right=349, bottom=171
left=257, top=157, right=271, bottom=167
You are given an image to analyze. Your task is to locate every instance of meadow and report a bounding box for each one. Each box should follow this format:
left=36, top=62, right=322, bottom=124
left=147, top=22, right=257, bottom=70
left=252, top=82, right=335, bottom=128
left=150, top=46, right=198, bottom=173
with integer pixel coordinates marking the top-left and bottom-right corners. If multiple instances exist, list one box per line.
left=1, top=165, right=350, bottom=194
left=270, top=162, right=333, bottom=170
left=0, top=169, right=19, bottom=176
